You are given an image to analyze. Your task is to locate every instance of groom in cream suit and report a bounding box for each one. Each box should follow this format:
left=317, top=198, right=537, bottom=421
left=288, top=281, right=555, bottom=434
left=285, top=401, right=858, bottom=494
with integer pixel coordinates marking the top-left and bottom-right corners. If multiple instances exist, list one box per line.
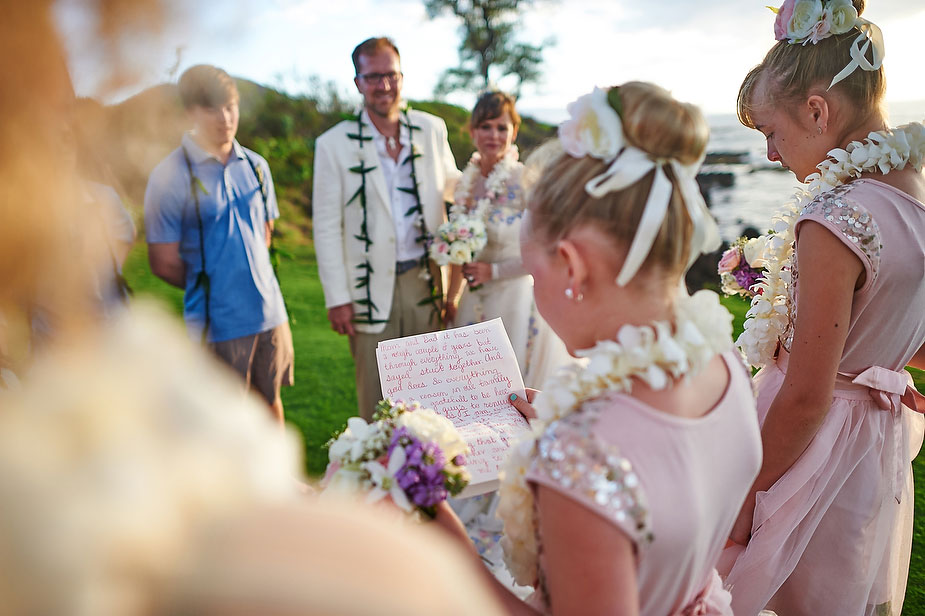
left=313, top=37, right=460, bottom=419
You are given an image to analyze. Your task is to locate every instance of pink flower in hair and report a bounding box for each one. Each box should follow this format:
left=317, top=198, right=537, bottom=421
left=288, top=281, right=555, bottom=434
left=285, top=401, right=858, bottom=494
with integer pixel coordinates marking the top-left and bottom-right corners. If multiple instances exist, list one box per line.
left=805, top=11, right=832, bottom=44
left=774, top=0, right=797, bottom=40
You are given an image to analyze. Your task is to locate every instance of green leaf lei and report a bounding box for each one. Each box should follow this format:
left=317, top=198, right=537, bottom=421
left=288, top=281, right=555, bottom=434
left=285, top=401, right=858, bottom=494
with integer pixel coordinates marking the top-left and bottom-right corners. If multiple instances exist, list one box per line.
left=347, top=106, right=441, bottom=325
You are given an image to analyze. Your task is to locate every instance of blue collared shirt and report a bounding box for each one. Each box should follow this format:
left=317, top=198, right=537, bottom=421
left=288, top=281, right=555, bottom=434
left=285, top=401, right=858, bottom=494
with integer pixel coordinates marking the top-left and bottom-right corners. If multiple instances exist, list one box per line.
left=144, top=133, right=287, bottom=342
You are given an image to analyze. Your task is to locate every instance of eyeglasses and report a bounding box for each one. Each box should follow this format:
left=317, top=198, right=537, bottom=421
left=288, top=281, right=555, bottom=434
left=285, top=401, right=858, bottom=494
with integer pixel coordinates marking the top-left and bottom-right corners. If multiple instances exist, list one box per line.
left=357, top=71, right=402, bottom=85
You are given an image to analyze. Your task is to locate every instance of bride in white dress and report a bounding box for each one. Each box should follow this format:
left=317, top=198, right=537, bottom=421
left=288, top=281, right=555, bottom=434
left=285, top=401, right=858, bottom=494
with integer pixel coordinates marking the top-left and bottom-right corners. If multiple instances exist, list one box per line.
left=446, top=91, right=571, bottom=389
left=445, top=92, right=572, bottom=592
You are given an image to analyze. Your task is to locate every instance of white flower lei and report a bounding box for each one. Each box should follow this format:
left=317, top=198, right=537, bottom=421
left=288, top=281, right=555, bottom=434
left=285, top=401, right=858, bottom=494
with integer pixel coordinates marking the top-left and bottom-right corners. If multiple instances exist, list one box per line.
left=497, top=290, right=734, bottom=586
left=737, top=121, right=925, bottom=368
left=451, top=145, right=520, bottom=221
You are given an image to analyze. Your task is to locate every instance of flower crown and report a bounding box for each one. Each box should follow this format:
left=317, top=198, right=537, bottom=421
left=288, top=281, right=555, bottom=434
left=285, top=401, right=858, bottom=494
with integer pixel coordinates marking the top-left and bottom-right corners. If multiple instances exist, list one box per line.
left=771, top=0, right=884, bottom=89
left=556, top=86, right=720, bottom=286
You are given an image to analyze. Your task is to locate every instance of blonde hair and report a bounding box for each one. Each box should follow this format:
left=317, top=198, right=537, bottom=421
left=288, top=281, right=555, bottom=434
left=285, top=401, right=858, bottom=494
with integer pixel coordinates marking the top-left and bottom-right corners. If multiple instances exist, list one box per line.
left=737, top=0, right=885, bottom=129
left=528, top=81, right=709, bottom=281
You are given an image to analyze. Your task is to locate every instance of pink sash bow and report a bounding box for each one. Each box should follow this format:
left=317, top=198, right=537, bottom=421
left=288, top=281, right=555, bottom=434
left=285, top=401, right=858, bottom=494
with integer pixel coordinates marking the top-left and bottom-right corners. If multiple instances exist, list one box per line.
left=837, top=365, right=924, bottom=502
left=775, top=349, right=923, bottom=503
left=843, top=365, right=923, bottom=414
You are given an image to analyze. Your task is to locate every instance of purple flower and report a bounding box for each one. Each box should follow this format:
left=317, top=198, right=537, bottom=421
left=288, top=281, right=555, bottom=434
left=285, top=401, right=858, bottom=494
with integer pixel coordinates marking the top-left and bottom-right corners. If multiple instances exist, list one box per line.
left=732, top=264, right=762, bottom=291
left=387, top=428, right=452, bottom=509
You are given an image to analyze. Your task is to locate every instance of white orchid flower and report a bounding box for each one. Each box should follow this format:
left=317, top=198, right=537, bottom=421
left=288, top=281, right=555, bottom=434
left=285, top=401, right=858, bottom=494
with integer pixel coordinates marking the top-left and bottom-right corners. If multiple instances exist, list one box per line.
left=363, top=446, right=412, bottom=511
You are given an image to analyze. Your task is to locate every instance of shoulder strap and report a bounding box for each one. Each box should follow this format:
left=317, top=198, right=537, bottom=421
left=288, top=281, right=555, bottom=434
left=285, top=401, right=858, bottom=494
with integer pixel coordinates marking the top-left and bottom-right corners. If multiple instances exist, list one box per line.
left=242, top=150, right=294, bottom=325
left=180, top=145, right=211, bottom=344
left=242, top=151, right=270, bottom=222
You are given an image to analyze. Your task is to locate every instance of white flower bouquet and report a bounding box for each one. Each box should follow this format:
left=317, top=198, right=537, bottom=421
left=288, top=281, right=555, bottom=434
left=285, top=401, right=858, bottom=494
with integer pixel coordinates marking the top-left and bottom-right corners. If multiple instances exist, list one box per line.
left=322, top=399, right=471, bottom=518
left=428, top=213, right=487, bottom=267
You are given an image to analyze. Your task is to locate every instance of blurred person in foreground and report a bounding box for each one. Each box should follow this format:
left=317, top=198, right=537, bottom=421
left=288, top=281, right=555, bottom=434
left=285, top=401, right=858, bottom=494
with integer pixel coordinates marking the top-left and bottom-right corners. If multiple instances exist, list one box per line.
left=144, top=64, right=294, bottom=425
left=0, top=4, right=503, bottom=615
left=313, top=36, right=460, bottom=419
left=24, top=121, right=138, bottom=353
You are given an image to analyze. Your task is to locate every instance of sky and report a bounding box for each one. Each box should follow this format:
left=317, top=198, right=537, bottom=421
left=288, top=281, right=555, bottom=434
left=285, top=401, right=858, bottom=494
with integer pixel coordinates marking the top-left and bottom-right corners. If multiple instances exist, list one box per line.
left=55, top=0, right=925, bottom=122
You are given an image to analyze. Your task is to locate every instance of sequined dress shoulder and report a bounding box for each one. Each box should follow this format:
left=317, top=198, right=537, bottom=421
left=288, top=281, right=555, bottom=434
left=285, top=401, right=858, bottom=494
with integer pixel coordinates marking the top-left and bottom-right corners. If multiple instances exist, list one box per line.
left=526, top=408, right=654, bottom=547
left=798, top=182, right=882, bottom=278
left=783, top=183, right=884, bottom=351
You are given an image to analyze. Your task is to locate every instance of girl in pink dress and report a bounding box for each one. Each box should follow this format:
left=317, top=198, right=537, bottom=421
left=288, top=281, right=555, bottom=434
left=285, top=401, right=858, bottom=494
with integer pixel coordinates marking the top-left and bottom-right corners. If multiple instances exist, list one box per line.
left=719, top=1, right=925, bottom=614
left=435, top=82, right=763, bottom=615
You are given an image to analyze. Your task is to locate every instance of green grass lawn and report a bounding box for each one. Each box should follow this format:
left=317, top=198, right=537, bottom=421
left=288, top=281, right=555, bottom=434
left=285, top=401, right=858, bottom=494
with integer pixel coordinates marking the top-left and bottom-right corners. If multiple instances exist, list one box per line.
left=123, top=236, right=925, bottom=612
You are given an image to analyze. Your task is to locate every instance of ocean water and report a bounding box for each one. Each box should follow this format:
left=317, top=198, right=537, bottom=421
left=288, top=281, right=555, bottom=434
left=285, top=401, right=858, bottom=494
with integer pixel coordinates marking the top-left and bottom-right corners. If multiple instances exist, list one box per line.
left=704, top=102, right=925, bottom=241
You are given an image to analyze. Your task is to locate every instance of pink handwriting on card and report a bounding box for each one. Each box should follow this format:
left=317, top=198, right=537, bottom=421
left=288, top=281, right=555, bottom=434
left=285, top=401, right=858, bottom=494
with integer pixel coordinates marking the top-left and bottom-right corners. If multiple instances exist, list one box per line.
left=377, top=318, right=529, bottom=492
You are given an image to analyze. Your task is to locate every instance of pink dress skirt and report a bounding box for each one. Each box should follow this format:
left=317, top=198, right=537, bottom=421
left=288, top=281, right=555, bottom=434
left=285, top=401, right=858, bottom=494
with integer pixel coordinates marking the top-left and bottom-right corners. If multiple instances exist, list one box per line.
left=720, top=351, right=923, bottom=615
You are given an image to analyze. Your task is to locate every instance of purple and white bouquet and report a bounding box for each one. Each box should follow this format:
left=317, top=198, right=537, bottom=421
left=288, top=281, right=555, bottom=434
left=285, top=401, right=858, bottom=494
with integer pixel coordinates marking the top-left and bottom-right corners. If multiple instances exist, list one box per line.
left=718, top=236, right=768, bottom=298
left=322, top=399, right=470, bottom=517
left=428, top=213, right=487, bottom=267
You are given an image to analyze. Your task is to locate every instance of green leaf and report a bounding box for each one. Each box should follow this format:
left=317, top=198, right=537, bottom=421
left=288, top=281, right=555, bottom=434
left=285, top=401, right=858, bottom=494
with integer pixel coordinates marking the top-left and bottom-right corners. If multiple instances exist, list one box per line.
left=346, top=186, right=364, bottom=205
left=402, top=153, right=422, bottom=165
left=607, top=87, right=624, bottom=119
left=349, top=163, right=376, bottom=174
left=352, top=316, right=389, bottom=324
left=194, top=177, right=210, bottom=196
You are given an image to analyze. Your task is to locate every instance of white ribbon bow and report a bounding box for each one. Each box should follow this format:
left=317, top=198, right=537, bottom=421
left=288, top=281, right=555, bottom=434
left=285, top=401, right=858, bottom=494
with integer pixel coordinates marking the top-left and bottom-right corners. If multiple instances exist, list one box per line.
left=828, top=17, right=885, bottom=90
left=585, top=146, right=720, bottom=286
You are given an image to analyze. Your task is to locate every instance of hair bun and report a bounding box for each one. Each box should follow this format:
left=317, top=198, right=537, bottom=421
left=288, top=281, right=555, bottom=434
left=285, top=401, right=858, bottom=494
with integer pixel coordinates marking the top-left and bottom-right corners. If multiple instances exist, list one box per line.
left=618, top=82, right=709, bottom=166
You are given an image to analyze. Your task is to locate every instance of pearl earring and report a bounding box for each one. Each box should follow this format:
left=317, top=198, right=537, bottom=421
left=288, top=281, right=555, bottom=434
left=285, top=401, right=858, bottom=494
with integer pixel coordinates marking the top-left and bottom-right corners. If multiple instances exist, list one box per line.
left=564, top=288, right=574, bottom=299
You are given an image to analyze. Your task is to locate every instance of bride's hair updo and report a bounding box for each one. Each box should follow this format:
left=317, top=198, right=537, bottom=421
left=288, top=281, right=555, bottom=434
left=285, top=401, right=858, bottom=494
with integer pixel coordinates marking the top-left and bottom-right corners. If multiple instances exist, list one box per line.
left=528, top=81, right=708, bottom=281
left=738, top=0, right=885, bottom=128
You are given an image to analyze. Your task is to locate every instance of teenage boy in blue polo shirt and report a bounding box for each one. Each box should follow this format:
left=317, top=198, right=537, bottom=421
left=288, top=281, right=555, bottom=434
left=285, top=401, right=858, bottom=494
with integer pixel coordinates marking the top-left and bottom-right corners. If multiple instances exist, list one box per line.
left=144, top=64, right=293, bottom=424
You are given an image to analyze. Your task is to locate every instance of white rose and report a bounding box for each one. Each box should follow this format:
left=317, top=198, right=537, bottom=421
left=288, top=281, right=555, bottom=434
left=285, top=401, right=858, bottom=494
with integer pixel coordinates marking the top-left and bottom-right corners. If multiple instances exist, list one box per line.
left=558, top=87, right=624, bottom=160
left=743, top=236, right=769, bottom=267
left=826, top=0, right=858, bottom=35
left=449, top=243, right=472, bottom=264
left=787, top=0, right=824, bottom=41
left=396, top=407, right=469, bottom=461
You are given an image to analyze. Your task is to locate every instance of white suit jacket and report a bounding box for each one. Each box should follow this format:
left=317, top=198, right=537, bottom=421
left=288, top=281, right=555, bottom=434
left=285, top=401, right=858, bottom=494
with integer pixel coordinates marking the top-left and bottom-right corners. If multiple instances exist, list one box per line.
left=313, top=109, right=459, bottom=334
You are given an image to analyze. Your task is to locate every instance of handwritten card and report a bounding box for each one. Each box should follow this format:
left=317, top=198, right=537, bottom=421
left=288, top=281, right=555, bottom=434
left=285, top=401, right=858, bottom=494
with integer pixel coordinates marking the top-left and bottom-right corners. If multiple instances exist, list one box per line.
left=376, top=318, right=530, bottom=497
